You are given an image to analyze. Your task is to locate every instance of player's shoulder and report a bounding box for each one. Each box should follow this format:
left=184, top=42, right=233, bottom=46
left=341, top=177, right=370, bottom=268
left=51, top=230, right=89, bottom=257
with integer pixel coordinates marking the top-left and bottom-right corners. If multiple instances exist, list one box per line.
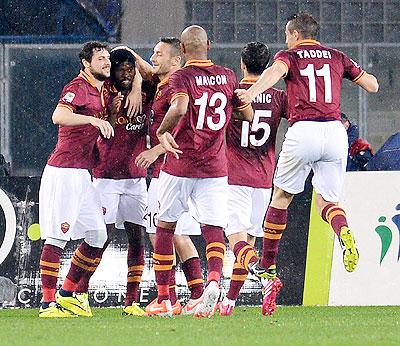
left=63, top=75, right=90, bottom=92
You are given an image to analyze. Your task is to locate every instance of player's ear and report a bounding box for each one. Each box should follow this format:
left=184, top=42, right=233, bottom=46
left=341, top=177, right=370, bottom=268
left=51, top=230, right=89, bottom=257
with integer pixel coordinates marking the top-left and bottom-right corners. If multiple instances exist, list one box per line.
left=82, top=59, right=91, bottom=69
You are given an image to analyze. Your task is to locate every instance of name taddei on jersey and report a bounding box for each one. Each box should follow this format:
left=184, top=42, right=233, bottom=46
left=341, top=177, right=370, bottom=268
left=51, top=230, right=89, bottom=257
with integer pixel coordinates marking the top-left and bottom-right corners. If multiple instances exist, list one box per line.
left=296, top=49, right=332, bottom=59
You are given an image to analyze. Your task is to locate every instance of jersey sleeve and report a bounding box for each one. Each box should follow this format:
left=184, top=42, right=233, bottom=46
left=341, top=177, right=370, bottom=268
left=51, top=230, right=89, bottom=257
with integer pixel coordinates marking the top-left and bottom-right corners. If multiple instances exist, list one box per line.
left=169, top=70, right=189, bottom=103
left=57, top=81, right=88, bottom=112
left=342, top=53, right=365, bottom=82
left=274, top=50, right=291, bottom=72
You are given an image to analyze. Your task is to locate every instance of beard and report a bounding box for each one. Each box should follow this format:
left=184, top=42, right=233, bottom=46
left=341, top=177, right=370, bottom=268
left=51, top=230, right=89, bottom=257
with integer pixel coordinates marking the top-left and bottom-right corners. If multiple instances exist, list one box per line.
left=91, top=71, right=109, bottom=81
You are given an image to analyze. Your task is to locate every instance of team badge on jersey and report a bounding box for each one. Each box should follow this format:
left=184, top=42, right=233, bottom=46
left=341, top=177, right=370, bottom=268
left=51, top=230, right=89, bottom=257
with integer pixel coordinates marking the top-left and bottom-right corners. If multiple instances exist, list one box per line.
left=60, top=222, right=70, bottom=233
left=62, top=92, right=75, bottom=103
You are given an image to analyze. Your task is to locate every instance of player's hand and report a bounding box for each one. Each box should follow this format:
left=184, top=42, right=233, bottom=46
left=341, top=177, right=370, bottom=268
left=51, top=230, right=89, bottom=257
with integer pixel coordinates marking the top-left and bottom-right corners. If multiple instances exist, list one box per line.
left=90, top=117, right=114, bottom=139
left=125, top=88, right=142, bottom=119
left=110, top=92, right=124, bottom=125
left=158, top=132, right=182, bottom=159
left=235, top=89, right=253, bottom=104
left=135, top=149, right=159, bottom=169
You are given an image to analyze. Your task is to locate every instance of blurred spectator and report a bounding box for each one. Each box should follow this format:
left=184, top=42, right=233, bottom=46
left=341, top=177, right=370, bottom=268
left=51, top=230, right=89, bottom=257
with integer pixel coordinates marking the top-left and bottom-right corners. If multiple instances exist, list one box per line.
left=348, top=138, right=374, bottom=171
left=341, top=112, right=360, bottom=170
left=367, top=132, right=400, bottom=171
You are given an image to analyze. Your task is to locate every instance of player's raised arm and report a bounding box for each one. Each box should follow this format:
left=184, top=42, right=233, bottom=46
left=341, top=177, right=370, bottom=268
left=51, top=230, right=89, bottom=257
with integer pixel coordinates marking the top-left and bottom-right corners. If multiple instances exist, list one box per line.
left=355, top=72, right=379, bottom=93
left=235, top=61, right=287, bottom=104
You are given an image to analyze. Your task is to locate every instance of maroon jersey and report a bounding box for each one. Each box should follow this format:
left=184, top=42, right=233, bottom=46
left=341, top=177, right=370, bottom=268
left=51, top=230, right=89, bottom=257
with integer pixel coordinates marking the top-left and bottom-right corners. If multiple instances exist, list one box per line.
left=227, top=78, right=287, bottom=188
left=93, top=80, right=155, bottom=179
left=149, top=76, right=173, bottom=178
left=47, top=71, right=108, bottom=169
left=161, top=60, right=250, bottom=178
left=274, top=39, right=364, bottom=125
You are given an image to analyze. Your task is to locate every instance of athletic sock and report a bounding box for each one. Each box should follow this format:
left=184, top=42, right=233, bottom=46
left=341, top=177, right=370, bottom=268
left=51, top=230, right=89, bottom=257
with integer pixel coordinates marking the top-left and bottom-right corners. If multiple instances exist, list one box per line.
left=321, top=204, right=348, bottom=237
left=125, top=243, right=145, bottom=307
left=40, top=244, right=62, bottom=303
left=201, top=225, right=226, bottom=284
left=261, top=206, right=287, bottom=270
left=182, top=257, right=203, bottom=300
left=61, top=241, right=103, bottom=293
left=169, top=266, right=177, bottom=305
left=153, top=226, right=175, bottom=303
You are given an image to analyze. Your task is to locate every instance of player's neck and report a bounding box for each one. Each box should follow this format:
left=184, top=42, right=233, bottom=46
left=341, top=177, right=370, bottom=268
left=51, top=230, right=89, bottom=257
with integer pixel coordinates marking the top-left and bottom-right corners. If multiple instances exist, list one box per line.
left=159, top=66, right=180, bottom=82
left=184, top=53, right=208, bottom=61
left=84, top=69, right=105, bottom=91
left=243, top=71, right=260, bottom=80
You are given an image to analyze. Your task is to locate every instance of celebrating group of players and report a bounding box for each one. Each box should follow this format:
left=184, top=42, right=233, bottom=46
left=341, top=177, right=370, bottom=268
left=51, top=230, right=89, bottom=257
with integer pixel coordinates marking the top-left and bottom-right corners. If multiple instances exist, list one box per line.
left=37, top=12, right=379, bottom=318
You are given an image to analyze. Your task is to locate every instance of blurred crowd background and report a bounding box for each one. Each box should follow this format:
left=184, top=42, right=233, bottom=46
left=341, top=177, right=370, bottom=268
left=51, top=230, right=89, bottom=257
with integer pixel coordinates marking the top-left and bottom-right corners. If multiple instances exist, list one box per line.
left=0, top=0, right=399, bottom=175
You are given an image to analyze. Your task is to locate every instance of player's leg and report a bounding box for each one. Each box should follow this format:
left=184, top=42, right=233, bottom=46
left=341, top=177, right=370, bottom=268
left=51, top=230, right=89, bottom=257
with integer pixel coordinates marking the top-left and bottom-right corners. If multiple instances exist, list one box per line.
left=255, top=122, right=315, bottom=315
left=174, top=211, right=204, bottom=315
left=145, top=172, right=190, bottom=316
left=56, top=183, right=108, bottom=317
left=189, top=177, right=228, bottom=318
left=313, top=121, right=358, bottom=272
left=115, top=179, right=147, bottom=315
left=123, top=221, right=146, bottom=316
left=38, top=166, right=84, bottom=318
left=75, top=179, right=120, bottom=296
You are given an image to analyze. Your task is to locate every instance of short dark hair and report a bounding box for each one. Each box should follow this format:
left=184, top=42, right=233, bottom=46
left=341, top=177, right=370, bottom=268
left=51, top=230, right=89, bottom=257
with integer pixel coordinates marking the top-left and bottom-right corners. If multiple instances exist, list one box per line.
left=160, top=37, right=182, bottom=57
left=241, top=42, right=271, bottom=75
left=110, top=47, right=136, bottom=84
left=287, top=12, right=319, bottom=40
left=79, top=41, right=109, bottom=69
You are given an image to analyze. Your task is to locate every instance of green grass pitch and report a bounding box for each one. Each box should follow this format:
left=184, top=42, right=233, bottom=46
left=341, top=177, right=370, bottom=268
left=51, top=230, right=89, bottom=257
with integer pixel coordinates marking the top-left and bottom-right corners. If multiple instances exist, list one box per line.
left=0, top=306, right=399, bottom=346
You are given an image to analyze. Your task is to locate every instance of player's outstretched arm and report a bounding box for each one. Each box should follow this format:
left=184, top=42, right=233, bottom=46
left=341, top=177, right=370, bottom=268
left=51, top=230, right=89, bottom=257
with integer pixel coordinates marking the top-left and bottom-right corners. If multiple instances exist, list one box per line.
left=135, top=144, right=166, bottom=169
left=355, top=72, right=379, bottom=93
left=235, top=61, right=287, bottom=104
left=52, top=106, right=114, bottom=138
left=125, top=69, right=143, bottom=118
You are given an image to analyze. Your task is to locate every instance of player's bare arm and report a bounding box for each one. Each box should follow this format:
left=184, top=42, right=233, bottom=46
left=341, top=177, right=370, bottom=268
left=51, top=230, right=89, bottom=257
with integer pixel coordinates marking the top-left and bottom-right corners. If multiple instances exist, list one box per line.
left=355, top=72, right=379, bottom=93
left=156, top=95, right=188, bottom=158
left=235, top=61, right=287, bottom=104
left=132, top=52, right=154, bottom=81
left=135, top=144, right=166, bottom=169
left=125, top=69, right=143, bottom=118
left=52, top=106, right=114, bottom=139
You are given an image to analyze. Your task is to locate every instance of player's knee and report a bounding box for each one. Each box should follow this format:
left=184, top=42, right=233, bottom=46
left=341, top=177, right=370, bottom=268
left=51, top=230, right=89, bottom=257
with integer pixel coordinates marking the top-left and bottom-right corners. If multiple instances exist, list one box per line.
left=85, top=228, right=108, bottom=248
left=44, top=237, right=68, bottom=249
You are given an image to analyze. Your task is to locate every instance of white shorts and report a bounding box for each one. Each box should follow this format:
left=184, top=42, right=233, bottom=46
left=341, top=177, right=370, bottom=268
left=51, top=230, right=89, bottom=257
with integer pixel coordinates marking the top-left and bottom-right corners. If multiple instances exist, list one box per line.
left=225, top=185, right=271, bottom=238
left=93, top=178, right=147, bottom=229
left=39, top=165, right=106, bottom=241
left=158, top=171, right=228, bottom=228
left=274, top=121, right=348, bottom=202
left=145, top=177, right=201, bottom=236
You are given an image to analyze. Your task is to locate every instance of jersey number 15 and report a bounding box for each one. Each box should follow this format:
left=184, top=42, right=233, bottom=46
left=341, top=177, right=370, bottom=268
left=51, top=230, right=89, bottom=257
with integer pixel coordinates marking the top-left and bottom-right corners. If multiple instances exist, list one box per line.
left=241, top=110, right=271, bottom=147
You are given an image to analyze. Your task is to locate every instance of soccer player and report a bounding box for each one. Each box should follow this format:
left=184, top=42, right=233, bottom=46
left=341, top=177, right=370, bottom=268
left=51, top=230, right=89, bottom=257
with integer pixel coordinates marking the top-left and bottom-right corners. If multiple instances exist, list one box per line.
left=134, top=38, right=204, bottom=315
left=148, top=25, right=253, bottom=318
left=236, top=12, right=379, bottom=315
left=219, top=42, right=287, bottom=316
left=38, top=41, right=114, bottom=318
left=74, top=46, right=151, bottom=316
